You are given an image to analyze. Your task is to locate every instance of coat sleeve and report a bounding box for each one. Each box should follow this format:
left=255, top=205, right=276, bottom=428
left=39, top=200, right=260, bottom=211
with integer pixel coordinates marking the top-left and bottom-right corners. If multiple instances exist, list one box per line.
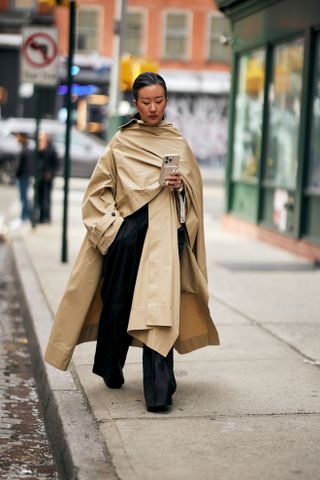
left=81, top=144, right=124, bottom=255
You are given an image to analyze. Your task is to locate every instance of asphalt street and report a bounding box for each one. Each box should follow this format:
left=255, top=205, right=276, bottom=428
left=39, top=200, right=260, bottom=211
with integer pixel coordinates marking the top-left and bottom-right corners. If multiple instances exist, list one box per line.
left=0, top=242, right=58, bottom=479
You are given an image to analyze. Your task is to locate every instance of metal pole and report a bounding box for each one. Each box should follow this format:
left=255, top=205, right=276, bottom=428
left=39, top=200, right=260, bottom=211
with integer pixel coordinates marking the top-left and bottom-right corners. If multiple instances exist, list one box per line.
left=109, top=0, right=126, bottom=114
left=61, top=0, right=76, bottom=263
left=32, top=86, right=42, bottom=229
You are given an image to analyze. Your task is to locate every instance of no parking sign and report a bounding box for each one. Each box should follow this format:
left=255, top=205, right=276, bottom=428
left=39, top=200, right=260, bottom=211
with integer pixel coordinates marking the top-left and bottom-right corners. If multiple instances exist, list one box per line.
left=21, top=27, right=59, bottom=86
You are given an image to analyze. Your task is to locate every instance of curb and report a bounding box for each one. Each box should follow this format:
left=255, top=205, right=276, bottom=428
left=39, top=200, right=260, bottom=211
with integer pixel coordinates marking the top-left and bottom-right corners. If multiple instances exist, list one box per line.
left=10, top=235, right=119, bottom=480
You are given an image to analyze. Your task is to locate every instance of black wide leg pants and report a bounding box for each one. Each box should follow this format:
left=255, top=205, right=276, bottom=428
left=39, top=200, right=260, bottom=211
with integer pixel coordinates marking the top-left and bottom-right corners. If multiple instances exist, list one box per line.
left=93, top=203, right=185, bottom=408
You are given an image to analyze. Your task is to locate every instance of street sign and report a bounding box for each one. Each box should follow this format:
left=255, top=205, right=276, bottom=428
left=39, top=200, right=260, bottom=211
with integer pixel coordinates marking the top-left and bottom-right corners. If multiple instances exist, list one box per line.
left=21, top=27, right=59, bottom=86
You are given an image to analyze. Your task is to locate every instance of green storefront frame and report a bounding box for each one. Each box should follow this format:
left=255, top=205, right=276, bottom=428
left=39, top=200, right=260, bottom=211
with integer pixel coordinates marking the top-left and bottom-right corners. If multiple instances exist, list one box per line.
left=217, top=0, right=320, bottom=251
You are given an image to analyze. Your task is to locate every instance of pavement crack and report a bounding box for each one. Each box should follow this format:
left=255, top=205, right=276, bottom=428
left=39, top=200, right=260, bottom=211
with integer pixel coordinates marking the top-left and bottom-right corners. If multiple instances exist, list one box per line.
left=210, top=295, right=320, bottom=367
left=97, top=411, right=320, bottom=422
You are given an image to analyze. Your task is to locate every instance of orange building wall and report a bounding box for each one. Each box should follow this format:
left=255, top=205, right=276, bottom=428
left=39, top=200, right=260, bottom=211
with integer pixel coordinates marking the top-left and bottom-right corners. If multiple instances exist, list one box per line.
left=0, top=0, right=8, bottom=11
left=55, top=6, right=69, bottom=56
left=55, top=0, right=228, bottom=73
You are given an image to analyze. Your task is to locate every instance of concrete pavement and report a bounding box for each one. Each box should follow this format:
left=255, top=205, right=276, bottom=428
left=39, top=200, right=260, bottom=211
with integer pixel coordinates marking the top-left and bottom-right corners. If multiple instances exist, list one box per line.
left=5, top=173, right=320, bottom=480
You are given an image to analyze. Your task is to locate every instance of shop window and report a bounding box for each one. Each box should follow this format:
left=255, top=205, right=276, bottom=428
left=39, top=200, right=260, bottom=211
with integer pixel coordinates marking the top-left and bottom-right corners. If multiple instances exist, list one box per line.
left=232, top=49, right=265, bottom=181
left=264, top=38, right=304, bottom=190
left=76, top=8, right=100, bottom=53
left=163, top=11, right=190, bottom=61
left=207, top=14, right=231, bottom=63
left=308, top=33, right=320, bottom=191
left=122, top=9, right=146, bottom=56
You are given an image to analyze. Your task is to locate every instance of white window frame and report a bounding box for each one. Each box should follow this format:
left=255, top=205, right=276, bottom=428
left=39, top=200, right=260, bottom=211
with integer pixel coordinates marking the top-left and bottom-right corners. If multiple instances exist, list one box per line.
left=162, top=9, right=192, bottom=61
left=76, top=5, right=104, bottom=54
left=206, top=12, right=231, bottom=63
left=122, top=7, right=147, bottom=57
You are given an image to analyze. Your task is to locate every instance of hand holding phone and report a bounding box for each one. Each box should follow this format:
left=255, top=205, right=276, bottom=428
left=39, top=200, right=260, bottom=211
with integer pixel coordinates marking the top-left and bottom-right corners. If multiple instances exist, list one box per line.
left=159, top=154, right=180, bottom=186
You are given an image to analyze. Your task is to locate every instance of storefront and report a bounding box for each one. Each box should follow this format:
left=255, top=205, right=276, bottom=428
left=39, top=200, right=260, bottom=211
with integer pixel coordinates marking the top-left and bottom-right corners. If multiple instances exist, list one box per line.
left=217, top=0, right=320, bottom=260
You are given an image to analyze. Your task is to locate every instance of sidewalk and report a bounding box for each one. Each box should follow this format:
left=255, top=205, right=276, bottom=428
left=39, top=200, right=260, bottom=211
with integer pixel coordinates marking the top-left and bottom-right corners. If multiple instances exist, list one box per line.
left=9, top=176, right=320, bottom=480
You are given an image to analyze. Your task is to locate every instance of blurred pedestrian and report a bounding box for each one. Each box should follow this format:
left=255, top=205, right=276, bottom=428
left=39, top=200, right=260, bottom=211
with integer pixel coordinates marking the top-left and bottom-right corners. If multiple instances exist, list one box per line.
left=37, top=131, right=59, bottom=224
left=15, top=132, right=33, bottom=222
left=45, top=72, right=219, bottom=412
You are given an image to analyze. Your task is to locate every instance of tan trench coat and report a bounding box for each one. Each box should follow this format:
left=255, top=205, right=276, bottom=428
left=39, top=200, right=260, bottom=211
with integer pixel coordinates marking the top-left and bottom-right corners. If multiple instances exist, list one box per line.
left=44, top=119, right=219, bottom=371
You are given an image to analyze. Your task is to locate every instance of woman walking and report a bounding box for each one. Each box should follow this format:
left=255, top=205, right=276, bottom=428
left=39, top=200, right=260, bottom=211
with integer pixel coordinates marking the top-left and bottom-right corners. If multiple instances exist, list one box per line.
left=45, top=72, right=219, bottom=412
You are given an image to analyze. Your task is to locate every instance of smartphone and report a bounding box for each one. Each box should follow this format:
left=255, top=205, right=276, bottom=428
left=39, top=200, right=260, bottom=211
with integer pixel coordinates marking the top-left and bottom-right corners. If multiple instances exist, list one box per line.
left=159, top=154, right=180, bottom=186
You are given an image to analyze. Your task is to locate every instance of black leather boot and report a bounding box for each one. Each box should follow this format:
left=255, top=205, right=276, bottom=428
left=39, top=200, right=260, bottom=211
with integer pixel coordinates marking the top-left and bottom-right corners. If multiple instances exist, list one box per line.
left=143, top=346, right=176, bottom=412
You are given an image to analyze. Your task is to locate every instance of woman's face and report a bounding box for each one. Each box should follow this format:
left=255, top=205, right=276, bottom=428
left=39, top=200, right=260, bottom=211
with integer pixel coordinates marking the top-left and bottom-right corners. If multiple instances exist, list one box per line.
left=134, top=83, right=167, bottom=126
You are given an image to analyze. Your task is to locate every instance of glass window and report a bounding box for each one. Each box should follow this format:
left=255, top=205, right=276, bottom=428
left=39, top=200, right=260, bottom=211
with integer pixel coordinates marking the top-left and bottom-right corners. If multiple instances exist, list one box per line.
left=208, top=14, right=231, bottom=63
left=76, top=9, right=100, bottom=53
left=264, top=38, right=304, bottom=190
left=232, top=49, right=266, bottom=181
left=308, top=34, right=320, bottom=190
left=11, top=0, right=35, bottom=9
left=123, top=10, right=145, bottom=56
left=164, top=12, right=189, bottom=60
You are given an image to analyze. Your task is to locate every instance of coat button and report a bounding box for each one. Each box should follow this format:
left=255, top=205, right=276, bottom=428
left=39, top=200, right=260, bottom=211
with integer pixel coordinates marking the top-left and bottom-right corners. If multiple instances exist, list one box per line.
left=111, top=212, right=116, bottom=216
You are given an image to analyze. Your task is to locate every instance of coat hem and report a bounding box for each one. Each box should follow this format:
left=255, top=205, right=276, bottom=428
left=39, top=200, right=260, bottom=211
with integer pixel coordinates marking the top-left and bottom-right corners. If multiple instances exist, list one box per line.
left=129, top=305, right=174, bottom=329
left=174, top=332, right=220, bottom=354
left=44, top=341, right=74, bottom=371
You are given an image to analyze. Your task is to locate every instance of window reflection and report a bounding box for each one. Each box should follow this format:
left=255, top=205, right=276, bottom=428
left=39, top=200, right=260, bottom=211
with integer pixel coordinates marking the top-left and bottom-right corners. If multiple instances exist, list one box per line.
left=308, top=34, right=320, bottom=190
left=265, top=38, right=304, bottom=189
left=164, top=12, right=189, bottom=61
left=232, top=49, right=265, bottom=181
left=208, top=14, right=231, bottom=63
left=123, top=10, right=145, bottom=57
left=77, top=9, right=100, bottom=53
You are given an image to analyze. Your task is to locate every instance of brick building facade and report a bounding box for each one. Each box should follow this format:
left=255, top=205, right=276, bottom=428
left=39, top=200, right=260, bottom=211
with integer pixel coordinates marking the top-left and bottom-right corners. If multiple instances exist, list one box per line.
left=0, top=0, right=231, bottom=162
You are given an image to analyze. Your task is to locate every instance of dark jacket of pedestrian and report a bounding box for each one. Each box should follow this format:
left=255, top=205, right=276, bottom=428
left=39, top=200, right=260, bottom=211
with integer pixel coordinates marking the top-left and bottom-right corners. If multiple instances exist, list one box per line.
left=15, top=133, right=34, bottom=221
left=16, top=136, right=34, bottom=178
left=37, top=132, right=60, bottom=223
left=38, top=138, right=60, bottom=180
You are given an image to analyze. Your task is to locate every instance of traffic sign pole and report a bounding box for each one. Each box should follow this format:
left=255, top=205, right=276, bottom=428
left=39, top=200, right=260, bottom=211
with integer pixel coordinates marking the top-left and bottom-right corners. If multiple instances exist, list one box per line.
left=61, top=0, right=76, bottom=263
left=32, top=86, right=42, bottom=228
left=20, top=27, right=58, bottom=228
